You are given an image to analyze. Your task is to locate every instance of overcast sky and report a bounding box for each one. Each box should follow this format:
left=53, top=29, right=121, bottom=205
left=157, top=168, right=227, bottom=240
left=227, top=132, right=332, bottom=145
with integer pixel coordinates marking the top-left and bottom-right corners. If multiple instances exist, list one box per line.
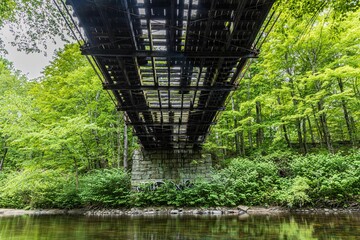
left=1, top=26, right=65, bottom=79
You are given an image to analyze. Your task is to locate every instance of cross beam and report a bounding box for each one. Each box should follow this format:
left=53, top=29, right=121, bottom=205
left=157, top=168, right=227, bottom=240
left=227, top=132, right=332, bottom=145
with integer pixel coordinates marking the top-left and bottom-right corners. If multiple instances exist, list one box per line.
left=82, top=48, right=259, bottom=59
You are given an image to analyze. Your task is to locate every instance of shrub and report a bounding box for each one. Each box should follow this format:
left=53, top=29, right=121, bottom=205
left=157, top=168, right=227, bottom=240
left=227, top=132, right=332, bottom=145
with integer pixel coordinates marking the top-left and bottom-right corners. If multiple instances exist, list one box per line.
left=290, top=152, right=360, bottom=206
left=1, top=151, right=358, bottom=209
left=219, top=158, right=279, bottom=205
left=0, top=169, right=77, bottom=209
left=79, top=168, right=131, bottom=207
left=275, top=176, right=310, bottom=208
left=131, top=176, right=238, bottom=207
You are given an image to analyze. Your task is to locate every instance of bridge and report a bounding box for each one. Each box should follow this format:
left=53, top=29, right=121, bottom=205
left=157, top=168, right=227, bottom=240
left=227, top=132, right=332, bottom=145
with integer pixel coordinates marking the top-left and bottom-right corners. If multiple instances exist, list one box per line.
left=64, top=0, right=276, bottom=183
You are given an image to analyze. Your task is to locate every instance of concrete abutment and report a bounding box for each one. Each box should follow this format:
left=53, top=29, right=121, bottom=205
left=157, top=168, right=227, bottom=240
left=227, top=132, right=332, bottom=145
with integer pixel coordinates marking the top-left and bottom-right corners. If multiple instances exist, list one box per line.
left=131, top=150, right=212, bottom=185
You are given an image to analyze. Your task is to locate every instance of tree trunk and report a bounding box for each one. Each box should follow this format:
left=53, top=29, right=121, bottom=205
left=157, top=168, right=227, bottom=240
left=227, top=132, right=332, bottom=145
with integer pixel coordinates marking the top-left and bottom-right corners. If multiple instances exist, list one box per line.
left=277, top=96, right=291, bottom=148
left=302, top=118, right=308, bottom=154
left=240, top=130, right=245, bottom=156
left=248, top=125, right=253, bottom=150
left=307, top=116, right=316, bottom=146
left=73, top=157, right=79, bottom=190
left=295, top=119, right=304, bottom=152
left=231, top=97, right=240, bottom=155
left=245, top=78, right=253, bottom=151
left=255, top=101, right=264, bottom=147
left=282, top=124, right=292, bottom=148
left=350, top=116, right=357, bottom=143
left=117, top=113, right=122, bottom=168
left=79, top=135, right=93, bottom=170
left=287, top=76, right=304, bottom=152
left=0, top=139, right=8, bottom=171
left=311, top=104, right=324, bottom=147
left=0, top=149, right=7, bottom=171
left=223, top=132, right=227, bottom=156
left=337, top=78, right=355, bottom=146
left=123, top=115, right=128, bottom=170
left=318, top=100, right=333, bottom=153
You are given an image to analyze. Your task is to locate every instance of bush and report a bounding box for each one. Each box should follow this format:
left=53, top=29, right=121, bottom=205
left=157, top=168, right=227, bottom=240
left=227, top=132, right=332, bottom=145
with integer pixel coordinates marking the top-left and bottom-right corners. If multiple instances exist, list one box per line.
left=79, top=168, right=131, bottom=207
left=0, top=151, right=358, bottom=209
left=53, top=178, right=82, bottom=209
left=275, top=176, right=310, bottom=208
left=132, top=176, right=238, bottom=207
left=220, top=158, right=279, bottom=205
left=131, top=181, right=178, bottom=207
left=290, top=152, right=360, bottom=206
left=0, top=169, right=78, bottom=209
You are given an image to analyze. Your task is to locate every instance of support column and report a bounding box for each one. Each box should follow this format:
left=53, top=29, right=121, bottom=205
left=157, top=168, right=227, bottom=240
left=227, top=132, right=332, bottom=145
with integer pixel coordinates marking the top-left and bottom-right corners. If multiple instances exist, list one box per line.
left=131, top=150, right=212, bottom=185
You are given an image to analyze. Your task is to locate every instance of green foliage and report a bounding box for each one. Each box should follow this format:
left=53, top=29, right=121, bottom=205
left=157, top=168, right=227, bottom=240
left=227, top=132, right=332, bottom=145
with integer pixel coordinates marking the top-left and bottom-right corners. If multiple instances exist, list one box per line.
left=290, top=152, right=360, bottom=205
left=79, top=169, right=131, bottom=207
left=132, top=177, right=238, bottom=207
left=0, top=168, right=130, bottom=209
left=0, top=152, right=359, bottom=209
left=275, top=177, right=311, bottom=208
left=280, top=0, right=360, bottom=19
left=0, top=2, right=360, bottom=212
left=205, top=9, right=360, bottom=157
left=220, top=158, right=279, bottom=205
left=1, top=0, right=71, bottom=54
left=0, top=169, right=79, bottom=209
left=131, top=181, right=178, bottom=207
left=0, top=0, right=15, bottom=23
left=0, top=45, right=135, bottom=173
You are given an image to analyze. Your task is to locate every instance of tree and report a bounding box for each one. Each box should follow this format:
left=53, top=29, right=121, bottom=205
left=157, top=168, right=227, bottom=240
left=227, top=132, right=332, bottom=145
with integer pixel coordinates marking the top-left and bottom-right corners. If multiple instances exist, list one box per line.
left=0, top=44, right=137, bottom=173
left=0, top=0, right=72, bottom=54
left=204, top=9, right=360, bottom=157
left=280, top=0, right=360, bottom=19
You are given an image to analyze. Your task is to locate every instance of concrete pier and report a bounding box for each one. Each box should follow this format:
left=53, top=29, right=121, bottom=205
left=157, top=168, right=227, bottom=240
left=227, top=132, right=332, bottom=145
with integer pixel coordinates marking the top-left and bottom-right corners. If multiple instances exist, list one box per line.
left=131, top=150, right=212, bottom=185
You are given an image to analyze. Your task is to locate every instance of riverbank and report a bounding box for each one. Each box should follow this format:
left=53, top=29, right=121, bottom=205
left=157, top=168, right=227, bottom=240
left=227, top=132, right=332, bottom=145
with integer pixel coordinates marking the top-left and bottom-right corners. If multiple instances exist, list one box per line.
left=2, top=206, right=360, bottom=217
left=1, top=153, right=359, bottom=210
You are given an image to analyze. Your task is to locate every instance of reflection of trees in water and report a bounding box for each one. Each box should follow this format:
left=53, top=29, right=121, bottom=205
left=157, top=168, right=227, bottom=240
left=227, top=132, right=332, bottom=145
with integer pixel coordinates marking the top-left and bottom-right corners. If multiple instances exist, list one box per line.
left=294, top=214, right=360, bottom=239
left=0, top=214, right=359, bottom=239
left=278, top=217, right=316, bottom=240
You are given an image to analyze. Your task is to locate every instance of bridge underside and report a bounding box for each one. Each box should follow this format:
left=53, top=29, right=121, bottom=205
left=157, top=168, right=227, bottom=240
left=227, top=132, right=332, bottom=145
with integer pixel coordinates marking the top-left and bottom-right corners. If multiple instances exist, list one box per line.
left=67, top=0, right=275, bottom=152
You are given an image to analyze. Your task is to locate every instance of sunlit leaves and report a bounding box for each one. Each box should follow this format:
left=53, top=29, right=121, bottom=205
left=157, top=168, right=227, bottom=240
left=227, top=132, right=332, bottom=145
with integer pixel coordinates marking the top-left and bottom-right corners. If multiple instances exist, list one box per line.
left=206, top=8, right=360, bottom=156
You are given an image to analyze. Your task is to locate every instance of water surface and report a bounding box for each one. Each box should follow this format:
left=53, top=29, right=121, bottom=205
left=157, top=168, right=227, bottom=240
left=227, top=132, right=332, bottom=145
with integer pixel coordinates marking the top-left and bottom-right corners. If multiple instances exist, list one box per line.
left=1, top=213, right=359, bottom=239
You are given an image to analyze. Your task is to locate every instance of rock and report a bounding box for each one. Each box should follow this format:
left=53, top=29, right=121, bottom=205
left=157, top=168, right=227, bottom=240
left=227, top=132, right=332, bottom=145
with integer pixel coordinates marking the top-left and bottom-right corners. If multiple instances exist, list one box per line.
left=144, top=211, right=155, bottom=215
left=67, top=209, right=86, bottom=215
left=211, top=210, right=222, bottom=215
left=130, top=208, right=141, bottom=215
left=200, top=210, right=210, bottom=215
left=237, top=205, right=250, bottom=212
left=0, top=209, right=35, bottom=216
left=34, top=209, right=66, bottom=215
left=238, top=213, right=250, bottom=219
left=170, top=210, right=179, bottom=214
left=192, top=210, right=200, bottom=214
left=226, top=209, right=238, bottom=214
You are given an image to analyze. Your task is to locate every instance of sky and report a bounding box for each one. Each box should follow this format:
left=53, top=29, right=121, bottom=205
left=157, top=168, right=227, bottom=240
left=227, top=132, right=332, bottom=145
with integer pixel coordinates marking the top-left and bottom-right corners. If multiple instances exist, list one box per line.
left=1, top=26, right=65, bottom=79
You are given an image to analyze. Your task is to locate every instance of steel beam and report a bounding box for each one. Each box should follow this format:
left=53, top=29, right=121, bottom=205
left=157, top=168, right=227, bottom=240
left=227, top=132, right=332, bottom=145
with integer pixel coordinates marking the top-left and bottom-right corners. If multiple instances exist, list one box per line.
left=104, top=84, right=236, bottom=91
left=119, top=106, right=225, bottom=112
left=128, top=122, right=216, bottom=126
left=81, top=48, right=258, bottom=59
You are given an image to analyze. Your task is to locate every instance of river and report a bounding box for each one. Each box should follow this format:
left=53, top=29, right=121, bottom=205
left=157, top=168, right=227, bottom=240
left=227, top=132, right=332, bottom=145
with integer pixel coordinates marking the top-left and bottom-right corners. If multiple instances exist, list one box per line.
left=1, top=213, right=359, bottom=239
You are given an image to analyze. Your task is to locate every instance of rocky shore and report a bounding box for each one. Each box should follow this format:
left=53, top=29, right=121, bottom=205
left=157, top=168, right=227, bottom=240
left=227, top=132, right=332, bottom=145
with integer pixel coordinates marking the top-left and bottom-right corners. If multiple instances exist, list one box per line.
left=1, top=206, right=359, bottom=217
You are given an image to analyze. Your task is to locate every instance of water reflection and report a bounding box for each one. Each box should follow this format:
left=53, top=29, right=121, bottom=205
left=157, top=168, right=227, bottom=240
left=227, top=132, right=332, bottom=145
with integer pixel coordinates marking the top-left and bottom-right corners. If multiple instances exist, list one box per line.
left=0, top=213, right=359, bottom=239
